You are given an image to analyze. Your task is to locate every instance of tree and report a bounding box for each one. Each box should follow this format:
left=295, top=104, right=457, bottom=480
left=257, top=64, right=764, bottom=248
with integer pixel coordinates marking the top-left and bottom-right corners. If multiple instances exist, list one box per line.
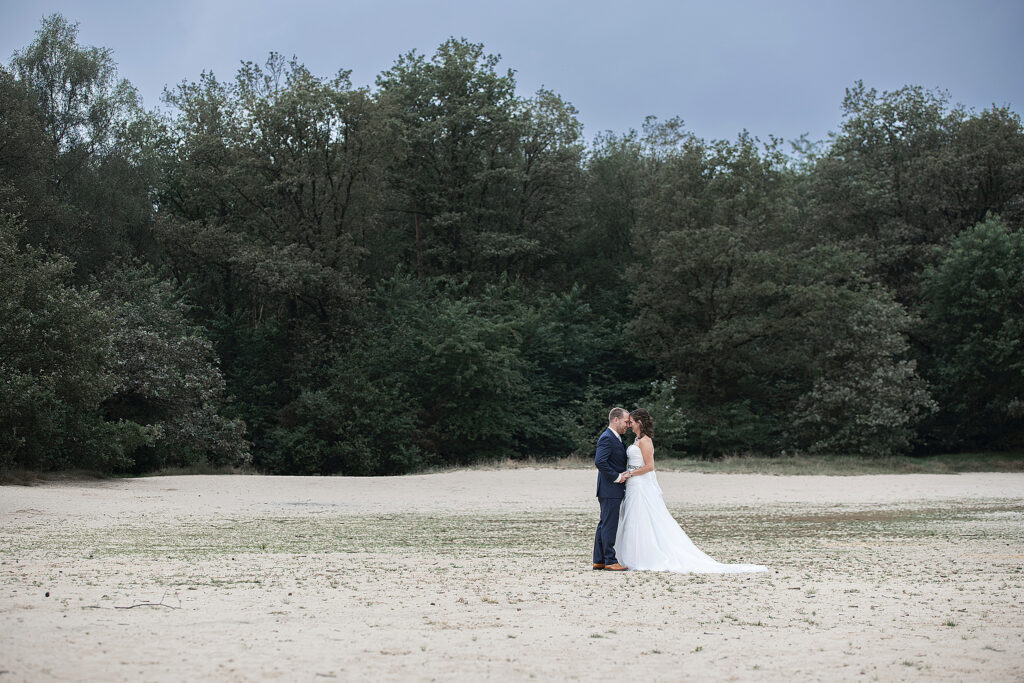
left=1, top=16, right=243, bottom=473
left=392, top=277, right=540, bottom=463
left=788, top=276, right=936, bottom=455
left=919, top=215, right=1024, bottom=448
left=257, top=274, right=543, bottom=474
left=628, top=124, right=933, bottom=454
left=951, top=107, right=1024, bottom=229
left=98, top=264, right=250, bottom=471
left=7, top=14, right=156, bottom=276
left=156, top=55, right=391, bottom=460
left=807, top=82, right=1024, bottom=303
left=376, top=39, right=524, bottom=280
left=573, top=129, right=647, bottom=303
left=0, top=70, right=49, bottom=220
left=156, top=43, right=592, bottom=473
left=376, top=39, right=585, bottom=286
left=0, top=213, right=145, bottom=470
left=158, top=55, right=376, bottom=327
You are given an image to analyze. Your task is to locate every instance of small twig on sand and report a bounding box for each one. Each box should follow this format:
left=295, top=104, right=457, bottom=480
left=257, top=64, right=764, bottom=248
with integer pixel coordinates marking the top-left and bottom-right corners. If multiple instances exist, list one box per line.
left=114, top=592, right=181, bottom=610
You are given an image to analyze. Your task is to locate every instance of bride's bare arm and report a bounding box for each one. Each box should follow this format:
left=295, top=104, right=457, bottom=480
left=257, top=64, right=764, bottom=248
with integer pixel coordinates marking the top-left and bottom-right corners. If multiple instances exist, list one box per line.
left=628, top=438, right=656, bottom=477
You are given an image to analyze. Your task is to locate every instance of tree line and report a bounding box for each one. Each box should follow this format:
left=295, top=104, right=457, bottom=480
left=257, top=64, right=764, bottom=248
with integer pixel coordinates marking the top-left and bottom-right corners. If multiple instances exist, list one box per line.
left=2, top=15, right=1022, bottom=474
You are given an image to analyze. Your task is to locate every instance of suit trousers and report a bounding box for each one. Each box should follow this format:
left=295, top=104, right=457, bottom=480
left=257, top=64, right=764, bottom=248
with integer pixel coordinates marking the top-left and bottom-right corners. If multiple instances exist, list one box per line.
left=593, top=496, right=623, bottom=565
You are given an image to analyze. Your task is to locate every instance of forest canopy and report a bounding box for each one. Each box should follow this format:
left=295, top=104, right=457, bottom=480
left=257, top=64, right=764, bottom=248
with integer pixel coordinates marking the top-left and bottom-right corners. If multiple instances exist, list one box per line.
left=2, top=15, right=1022, bottom=474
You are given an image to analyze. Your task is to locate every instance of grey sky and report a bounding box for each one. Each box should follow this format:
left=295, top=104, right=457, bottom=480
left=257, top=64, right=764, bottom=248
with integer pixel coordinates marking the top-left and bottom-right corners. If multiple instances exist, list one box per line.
left=2, top=0, right=1021, bottom=145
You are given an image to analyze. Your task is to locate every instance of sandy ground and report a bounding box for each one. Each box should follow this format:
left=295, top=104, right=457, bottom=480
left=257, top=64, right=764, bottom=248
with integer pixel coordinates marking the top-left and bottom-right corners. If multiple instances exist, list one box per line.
left=1, top=471, right=1022, bottom=681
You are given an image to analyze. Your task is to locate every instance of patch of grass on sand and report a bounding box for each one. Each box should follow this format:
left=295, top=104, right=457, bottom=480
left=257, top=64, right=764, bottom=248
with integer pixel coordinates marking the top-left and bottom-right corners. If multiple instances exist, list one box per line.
left=5, top=502, right=1019, bottom=560
left=455, top=452, right=1024, bottom=475
left=0, top=469, right=113, bottom=485
left=3, top=452, right=1020, bottom=485
left=138, top=464, right=256, bottom=477
left=0, top=464, right=255, bottom=485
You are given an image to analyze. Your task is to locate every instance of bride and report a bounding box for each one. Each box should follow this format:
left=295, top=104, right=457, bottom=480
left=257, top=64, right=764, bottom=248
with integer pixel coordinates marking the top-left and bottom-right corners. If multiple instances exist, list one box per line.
left=615, top=409, right=767, bottom=573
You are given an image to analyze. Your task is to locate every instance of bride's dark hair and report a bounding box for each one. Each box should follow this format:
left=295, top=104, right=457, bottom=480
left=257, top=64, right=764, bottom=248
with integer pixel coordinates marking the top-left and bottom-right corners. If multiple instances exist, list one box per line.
left=630, top=409, right=653, bottom=438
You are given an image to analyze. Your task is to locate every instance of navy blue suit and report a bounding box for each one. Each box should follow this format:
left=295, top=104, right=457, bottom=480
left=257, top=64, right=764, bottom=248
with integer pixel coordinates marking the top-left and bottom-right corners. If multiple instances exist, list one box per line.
left=593, top=427, right=627, bottom=565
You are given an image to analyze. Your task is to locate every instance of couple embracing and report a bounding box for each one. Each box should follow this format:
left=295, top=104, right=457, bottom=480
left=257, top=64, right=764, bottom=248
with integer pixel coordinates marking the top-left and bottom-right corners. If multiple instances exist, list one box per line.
left=593, top=407, right=767, bottom=574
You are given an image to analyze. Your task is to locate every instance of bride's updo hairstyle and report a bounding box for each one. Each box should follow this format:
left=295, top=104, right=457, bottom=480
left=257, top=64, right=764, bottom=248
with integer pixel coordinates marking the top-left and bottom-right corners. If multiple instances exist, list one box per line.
left=630, top=409, right=653, bottom=439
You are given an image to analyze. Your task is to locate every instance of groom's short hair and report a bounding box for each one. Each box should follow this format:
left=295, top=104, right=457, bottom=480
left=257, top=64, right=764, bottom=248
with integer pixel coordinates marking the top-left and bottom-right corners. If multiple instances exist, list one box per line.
left=608, top=407, right=628, bottom=423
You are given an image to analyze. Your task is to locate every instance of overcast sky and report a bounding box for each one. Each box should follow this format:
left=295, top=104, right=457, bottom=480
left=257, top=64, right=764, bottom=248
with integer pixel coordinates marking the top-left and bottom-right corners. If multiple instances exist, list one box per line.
left=1, top=0, right=1021, bottom=145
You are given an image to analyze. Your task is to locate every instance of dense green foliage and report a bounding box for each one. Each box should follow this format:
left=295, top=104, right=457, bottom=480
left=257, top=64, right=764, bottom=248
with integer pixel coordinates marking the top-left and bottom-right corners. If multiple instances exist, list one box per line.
left=919, top=216, right=1024, bottom=449
left=0, top=213, right=131, bottom=470
left=2, top=15, right=1022, bottom=473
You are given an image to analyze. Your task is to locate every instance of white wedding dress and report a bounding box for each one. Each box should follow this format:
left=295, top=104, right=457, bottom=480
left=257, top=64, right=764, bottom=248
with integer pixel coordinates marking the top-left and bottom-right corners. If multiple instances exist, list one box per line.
left=615, top=443, right=767, bottom=573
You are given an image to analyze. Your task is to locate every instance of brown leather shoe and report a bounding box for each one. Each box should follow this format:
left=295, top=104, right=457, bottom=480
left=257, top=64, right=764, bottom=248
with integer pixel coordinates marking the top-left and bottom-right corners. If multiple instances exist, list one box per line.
left=592, top=563, right=606, bottom=570
left=604, top=563, right=628, bottom=571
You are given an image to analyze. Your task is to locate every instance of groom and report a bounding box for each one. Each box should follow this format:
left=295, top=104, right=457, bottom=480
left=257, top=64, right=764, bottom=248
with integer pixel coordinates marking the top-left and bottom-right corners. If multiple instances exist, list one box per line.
left=593, top=407, right=632, bottom=571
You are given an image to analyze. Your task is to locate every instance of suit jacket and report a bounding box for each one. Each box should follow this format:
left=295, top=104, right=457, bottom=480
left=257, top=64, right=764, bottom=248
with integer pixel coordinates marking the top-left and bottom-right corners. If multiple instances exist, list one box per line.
left=594, top=427, right=627, bottom=499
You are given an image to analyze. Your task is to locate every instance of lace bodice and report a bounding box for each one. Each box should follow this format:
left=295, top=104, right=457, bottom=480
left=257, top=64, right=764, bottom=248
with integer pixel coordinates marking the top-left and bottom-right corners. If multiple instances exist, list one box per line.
left=626, top=443, right=644, bottom=468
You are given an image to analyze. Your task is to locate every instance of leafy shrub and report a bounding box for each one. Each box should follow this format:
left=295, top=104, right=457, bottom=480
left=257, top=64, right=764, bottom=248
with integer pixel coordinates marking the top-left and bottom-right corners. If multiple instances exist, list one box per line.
left=919, top=215, right=1024, bottom=448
